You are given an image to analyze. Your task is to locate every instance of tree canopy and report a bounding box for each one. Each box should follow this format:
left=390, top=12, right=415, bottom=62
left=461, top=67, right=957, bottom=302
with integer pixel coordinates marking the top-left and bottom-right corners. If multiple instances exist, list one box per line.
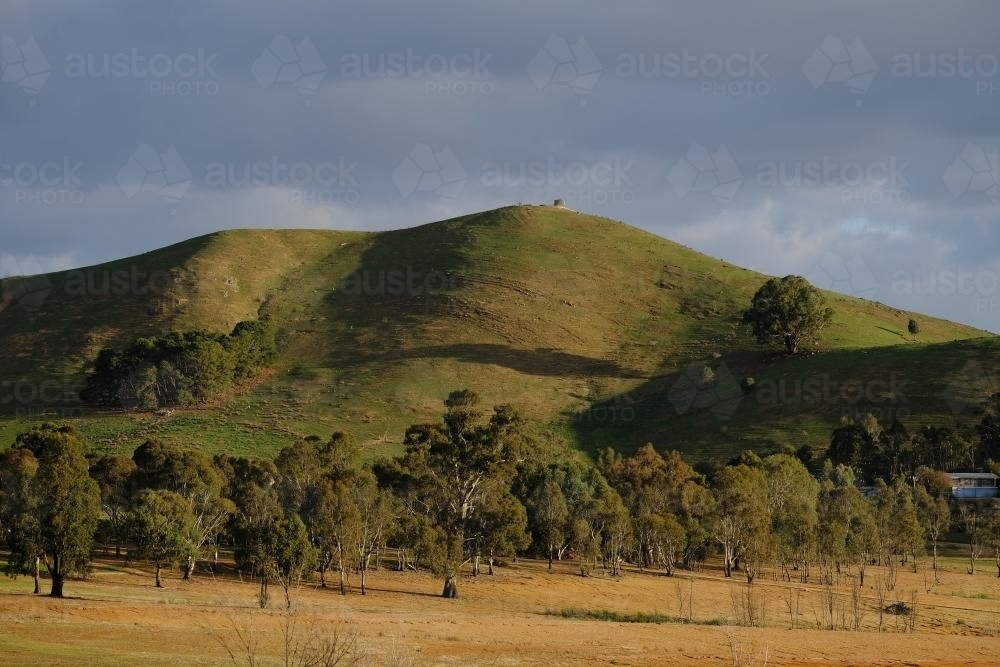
left=741, top=275, right=834, bottom=354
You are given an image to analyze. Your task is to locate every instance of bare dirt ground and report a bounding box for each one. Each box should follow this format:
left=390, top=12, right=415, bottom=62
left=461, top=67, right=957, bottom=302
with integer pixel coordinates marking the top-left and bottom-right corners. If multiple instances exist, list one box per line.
left=0, top=552, right=998, bottom=666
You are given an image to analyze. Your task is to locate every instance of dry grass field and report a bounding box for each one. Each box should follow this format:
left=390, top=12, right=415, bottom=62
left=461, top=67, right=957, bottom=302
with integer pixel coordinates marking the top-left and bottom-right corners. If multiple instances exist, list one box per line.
left=1, top=550, right=999, bottom=666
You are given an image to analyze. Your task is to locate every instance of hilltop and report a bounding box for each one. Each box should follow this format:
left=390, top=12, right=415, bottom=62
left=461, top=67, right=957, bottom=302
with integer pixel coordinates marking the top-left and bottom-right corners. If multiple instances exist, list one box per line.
left=0, top=205, right=995, bottom=460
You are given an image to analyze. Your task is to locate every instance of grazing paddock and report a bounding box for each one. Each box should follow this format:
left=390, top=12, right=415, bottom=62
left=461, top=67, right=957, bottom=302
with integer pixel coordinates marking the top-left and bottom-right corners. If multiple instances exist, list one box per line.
left=1, top=550, right=998, bottom=666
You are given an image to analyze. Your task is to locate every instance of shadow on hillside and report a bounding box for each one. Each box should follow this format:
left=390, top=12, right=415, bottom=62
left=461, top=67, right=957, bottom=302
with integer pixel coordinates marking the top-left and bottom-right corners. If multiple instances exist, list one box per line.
left=315, top=210, right=488, bottom=364
left=570, top=337, right=1000, bottom=459
left=875, top=326, right=906, bottom=340
left=0, top=232, right=220, bottom=376
left=397, top=343, right=648, bottom=379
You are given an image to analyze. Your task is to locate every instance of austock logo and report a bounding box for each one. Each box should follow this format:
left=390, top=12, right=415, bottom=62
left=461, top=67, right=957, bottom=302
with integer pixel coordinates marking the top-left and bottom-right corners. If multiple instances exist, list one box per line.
left=806, top=252, right=878, bottom=300
left=801, top=35, right=878, bottom=106
left=480, top=156, right=636, bottom=205
left=615, top=47, right=770, bottom=97
left=116, top=143, right=193, bottom=214
left=340, top=47, right=495, bottom=96
left=667, top=360, right=743, bottom=421
left=891, top=49, right=998, bottom=95
left=251, top=35, right=327, bottom=105
left=576, top=376, right=637, bottom=424
left=338, top=266, right=462, bottom=297
left=0, top=376, right=85, bottom=418
left=204, top=157, right=361, bottom=206
left=756, top=156, right=910, bottom=205
left=942, top=143, right=997, bottom=204
left=754, top=372, right=912, bottom=423
left=392, top=143, right=467, bottom=203
left=1, top=157, right=86, bottom=205
left=527, top=34, right=602, bottom=106
left=64, top=47, right=220, bottom=96
left=667, top=143, right=743, bottom=213
left=1, top=35, right=52, bottom=106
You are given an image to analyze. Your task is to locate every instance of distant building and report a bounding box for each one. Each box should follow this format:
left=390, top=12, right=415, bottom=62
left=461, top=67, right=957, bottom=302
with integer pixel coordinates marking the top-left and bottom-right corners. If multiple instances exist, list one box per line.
left=553, top=198, right=565, bottom=207
left=948, top=472, right=999, bottom=499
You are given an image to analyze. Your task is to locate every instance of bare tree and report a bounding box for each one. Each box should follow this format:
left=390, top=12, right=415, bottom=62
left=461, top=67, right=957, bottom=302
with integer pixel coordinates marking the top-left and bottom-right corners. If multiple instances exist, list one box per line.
left=675, top=577, right=694, bottom=622
left=281, top=611, right=364, bottom=667
left=722, top=627, right=770, bottom=667
left=211, top=609, right=264, bottom=667
left=212, top=608, right=364, bottom=667
left=958, top=501, right=987, bottom=574
left=914, top=484, right=951, bottom=580
left=730, top=583, right=765, bottom=627
left=850, top=578, right=865, bottom=630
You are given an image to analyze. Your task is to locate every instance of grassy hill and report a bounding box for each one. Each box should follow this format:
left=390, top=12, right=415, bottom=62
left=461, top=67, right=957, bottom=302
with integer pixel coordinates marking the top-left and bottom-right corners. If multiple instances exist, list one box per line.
left=0, top=205, right=996, bottom=461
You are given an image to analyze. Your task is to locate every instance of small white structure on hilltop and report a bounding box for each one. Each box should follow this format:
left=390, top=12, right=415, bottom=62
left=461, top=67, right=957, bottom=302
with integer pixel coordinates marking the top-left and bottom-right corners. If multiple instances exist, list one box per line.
left=949, top=472, right=999, bottom=499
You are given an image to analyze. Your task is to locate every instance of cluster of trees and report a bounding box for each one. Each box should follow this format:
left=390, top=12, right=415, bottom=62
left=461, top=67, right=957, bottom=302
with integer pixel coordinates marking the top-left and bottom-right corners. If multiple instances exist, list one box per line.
left=81, top=319, right=276, bottom=410
left=826, top=411, right=1000, bottom=483
left=4, top=393, right=1000, bottom=603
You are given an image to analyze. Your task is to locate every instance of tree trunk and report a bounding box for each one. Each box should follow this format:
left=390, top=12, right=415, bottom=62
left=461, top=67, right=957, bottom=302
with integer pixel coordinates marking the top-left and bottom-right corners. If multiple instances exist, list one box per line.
left=155, top=564, right=163, bottom=588
left=50, top=555, right=64, bottom=597
left=360, top=565, right=366, bottom=596
left=442, top=575, right=458, bottom=598
left=33, top=557, right=40, bottom=594
left=183, top=555, right=195, bottom=580
left=488, top=553, right=495, bottom=576
left=785, top=333, right=798, bottom=355
left=339, top=561, right=346, bottom=595
left=212, top=548, right=219, bottom=574
left=548, top=545, right=553, bottom=571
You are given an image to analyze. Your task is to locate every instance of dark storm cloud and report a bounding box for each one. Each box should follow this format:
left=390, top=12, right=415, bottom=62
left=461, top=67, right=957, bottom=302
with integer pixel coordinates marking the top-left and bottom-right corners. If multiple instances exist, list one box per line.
left=1, top=0, right=997, bottom=331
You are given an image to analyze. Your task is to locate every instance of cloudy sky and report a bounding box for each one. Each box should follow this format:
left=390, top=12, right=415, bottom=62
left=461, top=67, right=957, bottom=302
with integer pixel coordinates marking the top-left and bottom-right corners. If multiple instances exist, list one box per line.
left=2, top=0, right=997, bottom=332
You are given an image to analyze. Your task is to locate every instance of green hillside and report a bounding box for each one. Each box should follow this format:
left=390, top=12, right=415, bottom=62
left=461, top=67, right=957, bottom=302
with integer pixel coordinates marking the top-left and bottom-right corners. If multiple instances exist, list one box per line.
left=0, top=205, right=996, bottom=461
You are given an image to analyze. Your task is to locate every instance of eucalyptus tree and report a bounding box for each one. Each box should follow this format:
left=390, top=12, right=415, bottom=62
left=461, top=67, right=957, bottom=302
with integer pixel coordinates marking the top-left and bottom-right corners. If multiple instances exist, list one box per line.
left=5, top=425, right=101, bottom=597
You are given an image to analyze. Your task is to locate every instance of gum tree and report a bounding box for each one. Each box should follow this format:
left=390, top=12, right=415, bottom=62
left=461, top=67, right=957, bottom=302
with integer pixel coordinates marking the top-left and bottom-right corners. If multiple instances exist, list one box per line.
left=0, top=447, right=42, bottom=593
left=392, top=390, right=524, bottom=598
left=131, top=489, right=198, bottom=587
left=742, top=275, right=833, bottom=354
left=7, top=425, right=101, bottom=597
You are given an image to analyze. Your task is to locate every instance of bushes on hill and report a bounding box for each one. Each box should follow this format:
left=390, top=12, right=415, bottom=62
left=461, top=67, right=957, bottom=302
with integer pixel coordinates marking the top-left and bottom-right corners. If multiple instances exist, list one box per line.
left=81, top=318, right=276, bottom=410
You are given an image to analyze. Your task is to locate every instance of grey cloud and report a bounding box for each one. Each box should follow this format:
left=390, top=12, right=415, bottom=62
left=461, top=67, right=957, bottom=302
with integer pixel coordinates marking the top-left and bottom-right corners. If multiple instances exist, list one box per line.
left=1, top=0, right=997, bottom=332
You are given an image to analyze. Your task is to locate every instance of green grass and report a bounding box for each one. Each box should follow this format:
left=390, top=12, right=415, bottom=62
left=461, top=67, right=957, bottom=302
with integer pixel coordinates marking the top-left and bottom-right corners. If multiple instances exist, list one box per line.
left=0, top=205, right=995, bottom=462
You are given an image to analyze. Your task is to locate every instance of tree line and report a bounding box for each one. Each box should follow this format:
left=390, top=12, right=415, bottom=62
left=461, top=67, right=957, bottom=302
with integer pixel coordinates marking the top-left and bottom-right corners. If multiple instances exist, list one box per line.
left=3, top=391, right=1000, bottom=603
left=825, top=410, right=1000, bottom=483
